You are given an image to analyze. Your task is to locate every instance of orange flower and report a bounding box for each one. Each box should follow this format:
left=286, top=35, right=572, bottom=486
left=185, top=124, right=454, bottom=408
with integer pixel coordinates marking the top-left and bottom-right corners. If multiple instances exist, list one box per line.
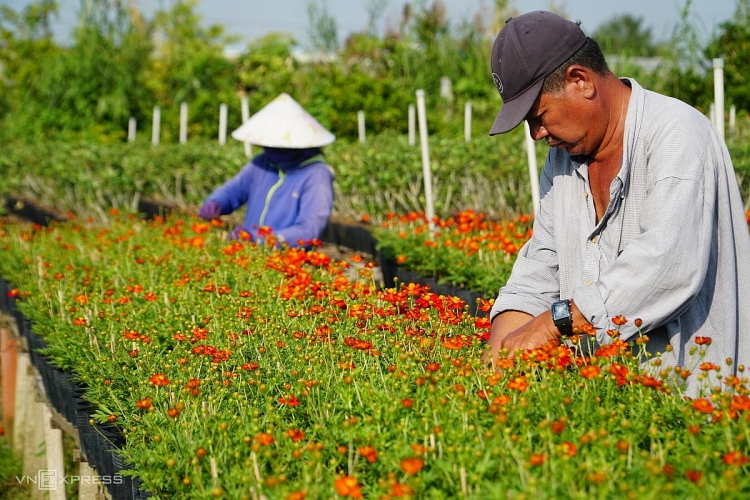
left=442, top=337, right=465, bottom=350
left=334, top=476, right=363, bottom=499
left=401, top=398, right=414, bottom=408
left=691, top=398, right=714, bottom=414
left=425, top=362, right=441, bottom=372
left=530, top=453, right=546, bottom=466
left=396, top=255, right=408, bottom=265
left=694, top=336, right=712, bottom=345
left=255, top=432, right=275, bottom=446
left=167, top=407, right=180, bottom=418
left=507, top=376, right=529, bottom=392
left=611, top=315, right=627, bottom=326
left=286, top=491, right=306, bottom=500
left=722, top=451, right=749, bottom=466
left=579, top=365, right=601, bottom=379
left=389, top=483, right=415, bottom=498
left=400, top=457, right=424, bottom=475
left=286, top=429, right=305, bottom=442
left=731, top=395, right=750, bottom=411
left=136, top=398, right=152, bottom=410
left=357, top=445, right=378, bottom=463
left=699, top=362, right=719, bottom=371
left=150, top=373, right=170, bottom=387
left=560, top=442, right=577, bottom=457
left=550, top=419, right=566, bottom=434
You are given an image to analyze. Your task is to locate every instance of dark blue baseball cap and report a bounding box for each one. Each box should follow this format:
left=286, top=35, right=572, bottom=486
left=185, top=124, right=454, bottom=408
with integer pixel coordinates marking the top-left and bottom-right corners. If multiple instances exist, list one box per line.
left=489, top=11, right=587, bottom=135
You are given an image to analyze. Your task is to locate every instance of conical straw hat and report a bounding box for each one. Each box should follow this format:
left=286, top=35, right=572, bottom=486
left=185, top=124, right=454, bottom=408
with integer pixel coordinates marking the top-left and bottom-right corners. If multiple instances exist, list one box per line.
left=231, top=93, right=335, bottom=148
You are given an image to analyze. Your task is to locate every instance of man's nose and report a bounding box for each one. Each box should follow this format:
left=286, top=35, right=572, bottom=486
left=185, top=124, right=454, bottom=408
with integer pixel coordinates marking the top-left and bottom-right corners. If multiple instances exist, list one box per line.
left=527, top=121, right=548, bottom=141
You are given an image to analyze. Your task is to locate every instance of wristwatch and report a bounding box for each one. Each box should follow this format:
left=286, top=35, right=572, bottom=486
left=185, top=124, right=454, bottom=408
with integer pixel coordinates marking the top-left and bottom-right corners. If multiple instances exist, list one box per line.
left=551, top=299, right=573, bottom=337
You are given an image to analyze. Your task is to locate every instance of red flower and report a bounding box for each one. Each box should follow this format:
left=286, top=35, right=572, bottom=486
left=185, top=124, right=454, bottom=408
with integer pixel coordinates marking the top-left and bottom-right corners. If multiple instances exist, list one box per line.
left=685, top=470, right=703, bottom=483
left=699, top=362, right=719, bottom=371
left=731, top=395, right=750, bottom=411
left=150, top=373, right=170, bottom=387
left=255, top=433, right=275, bottom=446
left=136, top=398, right=152, bottom=410
left=611, top=315, right=627, bottom=326
left=722, top=451, right=749, bottom=466
left=389, top=483, right=415, bottom=498
left=278, top=395, right=300, bottom=407
left=401, top=398, right=414, bottom=408
left=691, top=398, right=714, bottom=414
left=357, top=445, right=378, bottom=463
left=560, top=442, right=577, bottom=457
left=286, top=429, right=305, bottom=442
left=694, top=336, right=712, bottom=345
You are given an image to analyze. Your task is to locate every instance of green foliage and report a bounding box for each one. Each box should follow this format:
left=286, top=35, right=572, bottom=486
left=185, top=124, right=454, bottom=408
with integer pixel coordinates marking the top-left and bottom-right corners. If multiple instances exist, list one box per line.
left=0, top=130, right=539, bottom=223
left=144, top=0, right=239, bottom=141
left=592, top=14, right=660, bottom=57
left=0, top=0, right=153, bottom=140
left=706, top=17, right=750, bottom=112
left=1, top=0, right=750, bottom=143
left=0, top=439, right=30, bottom=500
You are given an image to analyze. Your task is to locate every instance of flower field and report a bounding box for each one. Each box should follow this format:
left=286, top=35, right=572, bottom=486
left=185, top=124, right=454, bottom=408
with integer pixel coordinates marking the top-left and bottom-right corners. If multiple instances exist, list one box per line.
left=1, top=212, right=749, bottom=499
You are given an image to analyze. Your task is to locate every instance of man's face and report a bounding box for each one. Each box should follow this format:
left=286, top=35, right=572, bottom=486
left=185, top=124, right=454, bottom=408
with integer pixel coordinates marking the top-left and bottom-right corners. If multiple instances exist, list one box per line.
left=524, top=84, right=593, bottom=157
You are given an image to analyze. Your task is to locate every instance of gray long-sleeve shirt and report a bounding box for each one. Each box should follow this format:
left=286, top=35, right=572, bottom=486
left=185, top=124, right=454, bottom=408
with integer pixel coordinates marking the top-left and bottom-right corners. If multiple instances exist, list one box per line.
left=490, top=78, right=750, bottom=397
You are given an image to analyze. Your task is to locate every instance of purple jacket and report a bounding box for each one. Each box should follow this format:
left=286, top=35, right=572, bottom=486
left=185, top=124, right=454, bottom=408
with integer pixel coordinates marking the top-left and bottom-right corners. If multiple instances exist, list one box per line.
left=206, top=152, right=334, bottom=247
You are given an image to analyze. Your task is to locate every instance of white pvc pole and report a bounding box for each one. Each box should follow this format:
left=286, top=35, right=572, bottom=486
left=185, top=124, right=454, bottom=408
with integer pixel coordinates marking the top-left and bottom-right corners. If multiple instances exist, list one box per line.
left=464, top=102, right=472, bottom=143
left=241, top=96, right=252, bottom=158
left=415, top=90, right=435, bottom=235
left=151, top=106, right=160, bottom=146
left=408, top=104, right=416, bottom=146
left=219, top=103, right=228, bottom=145
left=128, top=117, right=136, bottom=142
left=523, top=121, right=540, bottom=216
left=730, top=105, right=736, bottom=138
left=358, top=110, right=366, bottom=143
left=710, top=103, right=716, bottom=127
left=713, top=58, right=725, bottom=141
left=179, top=102, right=188, bottom=144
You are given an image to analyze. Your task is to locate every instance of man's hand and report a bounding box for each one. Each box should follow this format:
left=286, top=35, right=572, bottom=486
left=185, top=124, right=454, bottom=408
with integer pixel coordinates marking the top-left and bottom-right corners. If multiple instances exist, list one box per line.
left=499, top=313, right=560, bottom=354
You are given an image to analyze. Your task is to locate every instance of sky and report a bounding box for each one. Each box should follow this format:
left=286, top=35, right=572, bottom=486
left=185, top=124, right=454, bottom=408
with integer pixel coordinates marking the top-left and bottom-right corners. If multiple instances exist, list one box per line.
left=1, top=0, right=739, bottom=48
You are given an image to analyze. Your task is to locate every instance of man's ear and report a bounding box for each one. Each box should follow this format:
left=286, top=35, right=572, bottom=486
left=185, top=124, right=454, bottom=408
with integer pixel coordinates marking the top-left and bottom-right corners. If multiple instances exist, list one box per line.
left=565, top=65, right=595, bottom=98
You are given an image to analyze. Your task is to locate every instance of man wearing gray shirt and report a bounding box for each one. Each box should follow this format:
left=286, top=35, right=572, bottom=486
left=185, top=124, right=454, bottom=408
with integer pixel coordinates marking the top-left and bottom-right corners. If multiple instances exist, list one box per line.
left=485, top=11, right=750, bottom=397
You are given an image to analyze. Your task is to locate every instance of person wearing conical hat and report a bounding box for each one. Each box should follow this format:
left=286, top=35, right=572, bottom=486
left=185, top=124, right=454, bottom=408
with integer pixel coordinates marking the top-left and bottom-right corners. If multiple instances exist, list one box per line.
left=198, top=93, right=335, bottom=248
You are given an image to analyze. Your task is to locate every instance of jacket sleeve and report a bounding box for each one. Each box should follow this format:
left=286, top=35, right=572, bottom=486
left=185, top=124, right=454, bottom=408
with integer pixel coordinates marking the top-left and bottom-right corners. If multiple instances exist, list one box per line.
left=276, top=165, right=334, bottom=247
left=205, top=162, right=255, bottom=215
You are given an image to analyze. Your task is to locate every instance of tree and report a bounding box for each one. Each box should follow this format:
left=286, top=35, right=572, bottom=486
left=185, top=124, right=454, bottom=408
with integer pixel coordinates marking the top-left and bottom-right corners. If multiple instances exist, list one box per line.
left=307, top=0, right=338, bottom=54
left=592, top=14, right=658, bottom=57
left=705, top=0, right=750, bottom=112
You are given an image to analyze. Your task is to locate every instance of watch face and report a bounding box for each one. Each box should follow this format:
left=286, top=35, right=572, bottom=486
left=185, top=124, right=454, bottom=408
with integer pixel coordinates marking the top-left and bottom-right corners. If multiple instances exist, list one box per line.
left=552, top=301, right=569, bottom=319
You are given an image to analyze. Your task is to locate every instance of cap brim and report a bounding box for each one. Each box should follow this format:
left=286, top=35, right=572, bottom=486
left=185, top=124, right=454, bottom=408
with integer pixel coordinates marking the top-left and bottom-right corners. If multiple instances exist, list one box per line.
left=489, top=78, right=545, bottom=136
